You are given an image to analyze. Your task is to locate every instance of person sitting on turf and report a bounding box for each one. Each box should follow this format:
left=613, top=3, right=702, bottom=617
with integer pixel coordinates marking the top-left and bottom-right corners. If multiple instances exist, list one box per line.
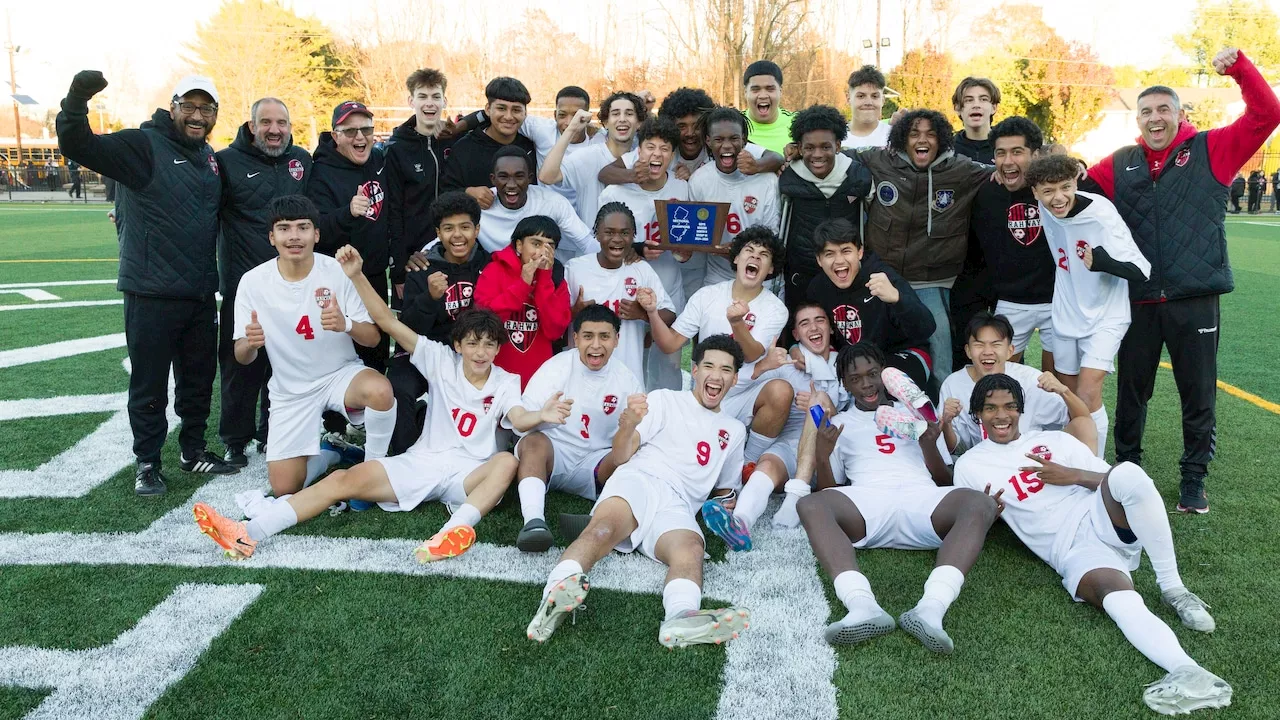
left=510, top=304, right=644, bottom=552
left=526, top=334, right=750, bottom=649
left=954, top=373, right=1226, bottom=715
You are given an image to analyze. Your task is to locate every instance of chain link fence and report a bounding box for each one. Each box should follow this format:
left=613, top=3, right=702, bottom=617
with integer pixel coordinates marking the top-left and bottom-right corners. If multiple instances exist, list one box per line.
left=0, top=165, right=110, bottom=202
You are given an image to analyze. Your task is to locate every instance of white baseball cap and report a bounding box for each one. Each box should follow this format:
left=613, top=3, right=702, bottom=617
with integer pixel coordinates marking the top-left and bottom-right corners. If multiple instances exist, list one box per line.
left=171, top=75, right=219, bottom=104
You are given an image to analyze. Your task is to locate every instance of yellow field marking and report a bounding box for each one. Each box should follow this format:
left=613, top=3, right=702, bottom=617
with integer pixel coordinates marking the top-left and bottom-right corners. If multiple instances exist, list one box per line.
left=1160, top=361, right=1280, bottom=415
left=0, top=258, right=118, bottom=264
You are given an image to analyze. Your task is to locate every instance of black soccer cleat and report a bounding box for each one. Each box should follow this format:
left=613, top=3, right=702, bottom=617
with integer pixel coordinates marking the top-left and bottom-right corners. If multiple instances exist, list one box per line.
left=180, top=450, right=239, bottom=475
left=1177, top=475, right=1209, bottom=514
left=134, top=463, right=168, bottom=497
left=223, top=446, right=249, bottom=468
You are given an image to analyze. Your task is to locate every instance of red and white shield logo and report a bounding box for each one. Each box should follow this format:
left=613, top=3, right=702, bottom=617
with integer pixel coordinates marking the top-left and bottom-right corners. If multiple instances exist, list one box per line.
left=1030, top=445, right=1052, bottom=462
left=624, top=277, right=638, bottom=297
left=832, top=304, right=862, bottom=344
left=1075, top=240, right=1089, bottom=259
left=1175, top=148, right=1191, bottom=167
left=358, top=180, right=384, bottom=221
left=743, top=195, right=758, bottom=215
left=208, top=154, right=219, bottom=175
left=1007, top=203, right=1042, bottom=246
left=483, top=395, right=494, bottom=415
left=288, top=158, right=305, bottom=181
left=718, top=428, right=730, bottom=450
left=602, top=394, right=618, bottom=415
left=444, top=281, right=474, bottom=319
left=505, top=303, right=540, bottom=353
left=743, top=312, right=756, bottom=331
left=314, top=287, right=333, bottom=308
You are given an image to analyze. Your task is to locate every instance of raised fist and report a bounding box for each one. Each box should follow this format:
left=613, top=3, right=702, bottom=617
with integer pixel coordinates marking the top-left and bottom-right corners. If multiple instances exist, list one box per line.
left=635, top=286, right=657, bottom=313
left=726, top=299, right=749, bottom=324
left=1213, top=48, right=1240, bottom=75
left=941, top=398, right=962, bottom=425
left=69, top=70, right=108, bottom=100
left=865, top=272, right=899, bottom=304
left=427, top=271, right=449, bottom=300
left=621, top=393, right=648, bottom=428
left=350, top=193, right=371, bottom=218
left=335, top=245, right=363, bottom=277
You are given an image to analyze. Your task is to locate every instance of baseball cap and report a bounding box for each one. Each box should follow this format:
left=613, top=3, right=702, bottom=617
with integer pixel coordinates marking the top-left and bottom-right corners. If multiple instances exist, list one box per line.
left=332, top=101, right=373, bottom=127
left=171, top=75, right=219, bottom=104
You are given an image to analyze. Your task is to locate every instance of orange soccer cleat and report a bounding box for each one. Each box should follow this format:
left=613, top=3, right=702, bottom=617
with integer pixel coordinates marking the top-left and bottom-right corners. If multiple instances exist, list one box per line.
left=414, top=525, right=477, bottom=563
left=192, top=502, right=257, bottom=559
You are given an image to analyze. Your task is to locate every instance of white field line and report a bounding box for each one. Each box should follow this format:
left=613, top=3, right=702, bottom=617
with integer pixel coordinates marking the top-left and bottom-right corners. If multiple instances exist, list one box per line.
left=0, top=289, right=59, bottom=301
left=0, top=279, right=116, bottom=289
left=0, top=333, right=126, bottom=368
left=0, top=299, right=122, bottom=311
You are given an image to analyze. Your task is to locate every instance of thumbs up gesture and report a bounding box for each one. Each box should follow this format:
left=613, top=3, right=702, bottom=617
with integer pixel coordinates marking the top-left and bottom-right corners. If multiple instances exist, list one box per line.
left=245, top=311, right=265, bottom=349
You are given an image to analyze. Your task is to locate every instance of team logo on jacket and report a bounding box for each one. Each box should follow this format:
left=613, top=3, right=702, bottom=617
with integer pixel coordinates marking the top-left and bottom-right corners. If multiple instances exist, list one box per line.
left=288, top=159, right=305, bottom=181
left=483, top=395, right=494, bottom=415
left=413, top=162, right=423, bottom=174
left=876, top=181, right=899, bottom=207
left=932, top=189, right=955, bottom=210
left=624, top=277, right=638, bottom=297
left=1075, top=240, right=1089, bottom=259
left=1030, top=445, right=1052, bottom=462
left=743, top=195, right=758, bottom=215
left=208, top=154, right=219, bottom=176
left=444, top=281, right=474, bottom=319
left=358, top=180, right=384, bottom=221
left=602, top=395, right=618, bottom=415
left=831, top=304, right=863, bottom=343
left=314, top=287, right=333, bottom=308
left=1175, top=148, right=1191, bottom=167
left=718, top=428, right=730, bottom=450
left=743, top=312, right=757, bottom=331
left=1007, top=203, right=1042, bottom=246
left=505, top=303, right=539, bottom=353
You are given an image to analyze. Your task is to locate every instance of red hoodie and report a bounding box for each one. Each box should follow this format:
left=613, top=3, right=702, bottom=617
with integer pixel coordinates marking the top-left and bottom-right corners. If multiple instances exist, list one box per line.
left=474, top=245, right=571, bottom=388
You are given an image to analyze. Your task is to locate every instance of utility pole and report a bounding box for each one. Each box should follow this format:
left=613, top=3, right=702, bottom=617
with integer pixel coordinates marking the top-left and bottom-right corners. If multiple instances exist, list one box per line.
left=874, top=0, right=882, bottom=67
left=5, top=13, right=21, bottom=164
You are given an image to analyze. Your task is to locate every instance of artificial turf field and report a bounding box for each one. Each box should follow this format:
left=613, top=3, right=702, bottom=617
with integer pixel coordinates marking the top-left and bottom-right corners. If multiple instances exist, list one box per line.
left=0, top=203, right=1277, bottom=720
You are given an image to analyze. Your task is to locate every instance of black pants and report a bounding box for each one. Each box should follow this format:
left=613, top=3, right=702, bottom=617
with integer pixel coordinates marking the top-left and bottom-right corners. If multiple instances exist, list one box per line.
left=1114, top=295, right=1220, bottom=479
left=949, top=265, right=996, bottom=371
left=1230, top=195, right=1242, bottom=212
left=1247, top=189, right=1261, bottom=212
left=124, top=293, right=217, bottom=464
left=218, top=289, right=271, bottom=450
left=387, top=353, right=428, bottom=454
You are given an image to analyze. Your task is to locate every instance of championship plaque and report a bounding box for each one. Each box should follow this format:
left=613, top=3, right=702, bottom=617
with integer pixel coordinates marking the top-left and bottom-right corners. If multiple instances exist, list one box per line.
left=654, top=200, right=731, bottom=252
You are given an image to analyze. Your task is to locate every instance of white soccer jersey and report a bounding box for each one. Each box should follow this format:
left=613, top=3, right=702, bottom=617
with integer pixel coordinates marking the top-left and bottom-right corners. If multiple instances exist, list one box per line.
left=597, top=178, right=691, bottom=311
left=626, top=389, right=747, bottom=513
left=408, top=335, right=522, bottom=461
left=622, top=142, right=767, bottom=178
left=1040, top=192, right=1151, bottom=339
left=565, top=255, right=674, bottom=381
left=561, top=142, right=624, bottom=225
left=954, top=430, right=1111, bottom=569
left=521, top=116, right=604, bottom=168
left=478, top=185, right=598, bottom=262
left=757, top=350, right=847, bottom=438
left=233, top=255, right=372, bottom=398
left=518, top=349, right=644, bottom=455
left=939, top=363, right=1069, bottom=449
left=687, top=163, right=781, bottom=283
left=826, top=403, right=948, bottom=490
left=841, top=121, right=891, bottom=150
left=672, top=280, right=788, bottom=395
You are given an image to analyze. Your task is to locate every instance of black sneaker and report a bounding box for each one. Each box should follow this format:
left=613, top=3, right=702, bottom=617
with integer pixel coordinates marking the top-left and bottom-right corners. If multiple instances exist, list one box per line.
left=1177, top=475, right=1209, bottom=514
left=180, top=450, right=239, bottom=475
left=223, top=446, right=249, bottom=468
left=255, top=440, right=268, bottom=455
left=135, top=463, right=168, bottom=496
left=516, top=518, right=554, bottom=553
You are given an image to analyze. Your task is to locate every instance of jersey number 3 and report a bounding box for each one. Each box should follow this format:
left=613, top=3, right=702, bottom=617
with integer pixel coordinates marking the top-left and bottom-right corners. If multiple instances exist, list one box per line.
left=295, top=316, right=315, bottom=340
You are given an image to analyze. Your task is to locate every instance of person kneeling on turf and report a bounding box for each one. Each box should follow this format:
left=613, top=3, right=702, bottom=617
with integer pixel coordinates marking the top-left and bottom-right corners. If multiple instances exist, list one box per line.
left=194, top=245, right=521, bottom=563
left=508, top=303, right=643, bottom=551
left=527, top=335, right=750, bottom=648
left=798, top=342, right=1000, bottom=653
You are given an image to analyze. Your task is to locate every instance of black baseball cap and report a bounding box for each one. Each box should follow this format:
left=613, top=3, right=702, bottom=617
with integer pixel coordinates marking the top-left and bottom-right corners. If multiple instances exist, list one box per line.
left=332, top=101, right=373, bottom=127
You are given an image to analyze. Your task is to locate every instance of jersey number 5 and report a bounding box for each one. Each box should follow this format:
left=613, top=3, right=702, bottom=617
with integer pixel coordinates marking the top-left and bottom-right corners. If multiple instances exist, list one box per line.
left=451, top=408, right=477, bottom=437
left=874, top=434, right=895, bottom=454
left=695, top=441, right=711, bottom=466
left=295, top=316, right=315, bottom=340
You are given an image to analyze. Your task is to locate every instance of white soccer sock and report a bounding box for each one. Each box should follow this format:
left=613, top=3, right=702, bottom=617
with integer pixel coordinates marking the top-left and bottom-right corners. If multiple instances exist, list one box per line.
left=362, top=402, right=396, bottom=460
left=518, top=477, right=547, bottom=524
left=662, top=578, right=702, bottom=621
left=441, top=503, right=482, bottom=532
left=833, top=570, right=884, bottom=622
left=772, top=479, right=809, bottom=529
left=1092, top=406, right=1109, bottom=459
left=1107, top=463, right=1184, bottom=592
left=736, top=470, right=775, bottom=528
left=914, top=565, right=965, bottom=627
left=744, top=430, right=772, bottom=464
left=1102, top=590, right=1197, bottom=673
left=304, top=449, right=341, bottom=486
left=245, top=500, right=298, bottom=541
left=543, top=559, right=584, bottom=599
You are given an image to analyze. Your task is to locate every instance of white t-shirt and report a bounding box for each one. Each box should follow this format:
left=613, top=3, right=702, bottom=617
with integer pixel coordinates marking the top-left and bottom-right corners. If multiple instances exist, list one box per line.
left=517, top=349, right=644, bottom=455
left=565, top=255, right=674, bottom=381
left=826, top=403, right=950, bottom=490
left=954, top=430, right=1111, bottom=570
left=939, top=363, right=1069, bottom=449
left=233, top=255, right=372, bottom=398
left=560, top=142, right=624, bottom=225
left=408, top=335, right=523, bottom=461
left=628, top=389, right=747, bottom=513
left=687, top=163, right=781, bottom=283
left=478, top=184, right=599, bottom=262
left=841, top=121, right=891, bottom=150
left=1040, top=192, right=1150, bottom=339
left=597, top=177, right=691, bottom=310
left=621, top=142, right=767, bottom=177
left=672, top=280, right=787, bottom=395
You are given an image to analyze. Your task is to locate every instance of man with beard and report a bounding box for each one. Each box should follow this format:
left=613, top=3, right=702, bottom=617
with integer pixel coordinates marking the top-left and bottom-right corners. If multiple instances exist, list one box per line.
left=478, top=146, right=596, bottom=262
left=56, top=71, right=238, bottom=495
left=214, top=97, right=312, bottom=467
left=307, top=101, right=391, bottom=371
left=540, top=92, right=648, bottom=225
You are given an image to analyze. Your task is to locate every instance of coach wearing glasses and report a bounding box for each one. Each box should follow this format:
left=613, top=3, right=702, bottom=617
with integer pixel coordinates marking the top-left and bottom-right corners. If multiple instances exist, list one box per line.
left=307, top=101, right=392, bottom=371
left=57, top=71, right=239, bottom=497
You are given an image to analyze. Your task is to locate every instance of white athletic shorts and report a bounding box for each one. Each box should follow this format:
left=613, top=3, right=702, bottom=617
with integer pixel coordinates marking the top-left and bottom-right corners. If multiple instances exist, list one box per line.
left=761, top=423, right=802, bottom=476
left=1052, top=323, right=1127, bottom=375
left=265, top=363, right=368, bottom=462
left=594, top=471, right=703, bottom=561
left=1057, top=489, right=1142, bottom=602
left=374, top=447, right=477, bottom=513
left=828, top=484, right=960, bottom=550
left=515, top=436, right=609, bottom=501
left=721, top=377, right=773, bottom=427
left=995, top=300, right=1055, bottom=354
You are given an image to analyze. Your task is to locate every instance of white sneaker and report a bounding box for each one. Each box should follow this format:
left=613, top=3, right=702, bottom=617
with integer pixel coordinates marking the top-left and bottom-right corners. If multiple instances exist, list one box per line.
left=526, top=573, right=589, bottom=643
left=658, top=607, right=750, bottom=649
left=1162, top=587, right=1216, bottom=633
left=1143, top=665, right=1232, bottom=715
left=823, top=609, right=895, bottom=646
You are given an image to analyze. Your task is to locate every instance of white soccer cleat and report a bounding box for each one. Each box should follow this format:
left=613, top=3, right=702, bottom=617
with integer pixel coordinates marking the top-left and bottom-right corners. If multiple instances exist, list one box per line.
left=875, top=405, right=927, bottom=441
left=658, top=607, right=750, bottom=649
left=1142, top=665, right=1232, bottom=715
left=898, top=608, right=954, bottom=654
left=526, top=573, right=589, bottom=644
left=1162, top=588, right=1216, bottom=633
left=823, top=609, right=895, bottom=646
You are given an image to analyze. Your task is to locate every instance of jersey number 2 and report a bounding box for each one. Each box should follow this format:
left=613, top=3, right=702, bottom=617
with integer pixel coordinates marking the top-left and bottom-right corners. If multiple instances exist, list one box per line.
left=695, top=441, right=711, bottom=466
left=451, top=408, right=477, bottom=437
left=295, top=316, right=315, bottom=340
left=1057, top=247, right=1070, bottom=271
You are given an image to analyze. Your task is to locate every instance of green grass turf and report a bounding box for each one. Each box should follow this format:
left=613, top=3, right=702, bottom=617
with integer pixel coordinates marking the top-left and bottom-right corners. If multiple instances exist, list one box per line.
left=1, top=205, right=1278, bottom=718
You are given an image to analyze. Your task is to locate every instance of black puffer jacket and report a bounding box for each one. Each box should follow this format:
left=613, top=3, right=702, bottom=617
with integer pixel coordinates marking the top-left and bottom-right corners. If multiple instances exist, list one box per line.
left=215, top=122, right=312, bottom=295
left=778, top=159, right=872, bottom=285
left=306, top=132, right=389, bottom=279
left=383, top=117, right=458, bottom=285
left=400, top=240, right=492, bottom=345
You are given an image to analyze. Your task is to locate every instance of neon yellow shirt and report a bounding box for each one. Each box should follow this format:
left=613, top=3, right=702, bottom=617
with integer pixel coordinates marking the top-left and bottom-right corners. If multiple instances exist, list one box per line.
left=743, top=108, right=796, bottom=155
